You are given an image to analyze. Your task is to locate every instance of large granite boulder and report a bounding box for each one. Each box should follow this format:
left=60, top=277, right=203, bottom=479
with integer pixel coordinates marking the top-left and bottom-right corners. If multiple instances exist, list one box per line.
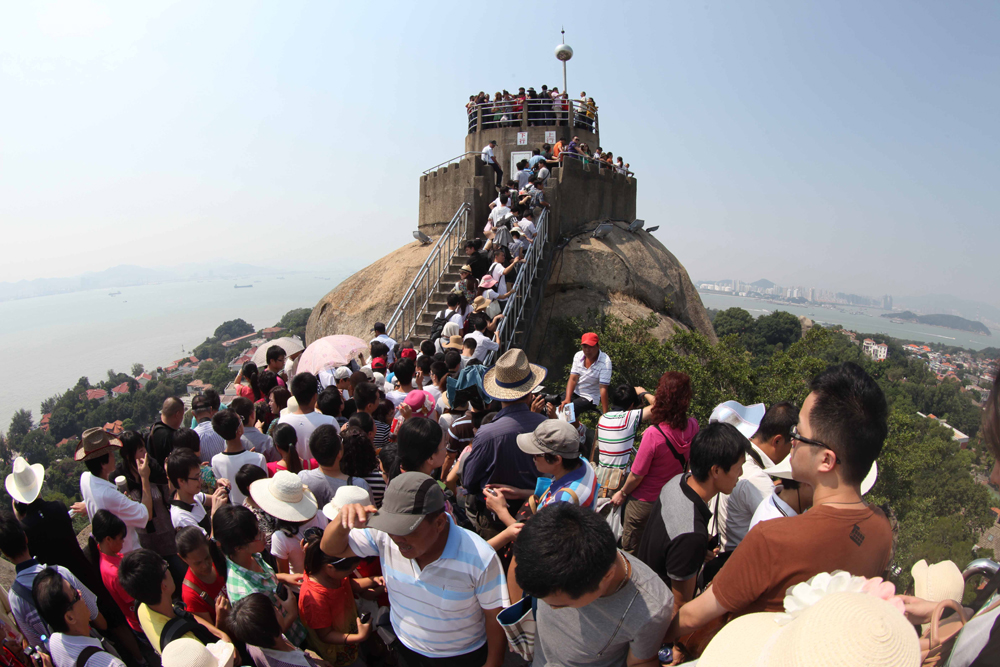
left=306, top=240, right=435, bottom=344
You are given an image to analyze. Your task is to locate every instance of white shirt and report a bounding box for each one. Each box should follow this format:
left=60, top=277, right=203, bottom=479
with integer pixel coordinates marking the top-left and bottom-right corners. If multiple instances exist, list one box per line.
left=464, top=330, right=499, bottom=362
left=385, top=389, right=410, bottom=407
left=489, top=262, right=507, bottom=298
left=518, top=219, right=537, bottom=240
left=569, top=350, right=613, bottom=405
left=194, top=419, right=227, bottom=463
left=277, top=411, right=338, bottom=462
left=49, top=633, right=124, bottom=667
left=487, top=206, right=510, bottom=232
left=271, top=514, right=328, bottom=574
left=211, top=449, right=267, bottom=505
left=80, top=471, right=148, bottom=554
left=748, top=489, right=798, bottom=533
left=170, top=492, right=208, bottom=533
left=481, top=144, right=496, bottom=165
left=243, top=426, right=279, bottom=462
left=596, top=408, right=644, bottom=469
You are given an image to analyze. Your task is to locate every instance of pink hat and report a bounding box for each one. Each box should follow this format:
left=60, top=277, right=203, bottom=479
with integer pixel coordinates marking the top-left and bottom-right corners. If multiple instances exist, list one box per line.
left=480, top=275, right=498, bottom=289
left=403, top=390, right=436, bottom=417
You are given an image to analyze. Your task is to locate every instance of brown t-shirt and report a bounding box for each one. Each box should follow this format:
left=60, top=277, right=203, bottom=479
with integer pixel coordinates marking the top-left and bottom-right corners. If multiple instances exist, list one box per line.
left=713, top=504, right=893, bottom=616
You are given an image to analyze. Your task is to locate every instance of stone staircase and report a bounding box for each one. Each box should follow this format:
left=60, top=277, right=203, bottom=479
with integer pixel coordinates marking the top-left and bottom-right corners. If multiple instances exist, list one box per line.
left=413, top=250, right=468, bottom=339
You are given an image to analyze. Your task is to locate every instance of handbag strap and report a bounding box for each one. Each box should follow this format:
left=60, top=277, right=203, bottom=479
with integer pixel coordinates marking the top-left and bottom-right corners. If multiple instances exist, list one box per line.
left=653, top=424, right=688, bottom=471
left=929, top=599, right=969, bottom=648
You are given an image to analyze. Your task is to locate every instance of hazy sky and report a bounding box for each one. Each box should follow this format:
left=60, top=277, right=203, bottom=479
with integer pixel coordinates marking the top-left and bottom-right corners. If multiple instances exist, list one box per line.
left=2, top=1, right=997, bottom=304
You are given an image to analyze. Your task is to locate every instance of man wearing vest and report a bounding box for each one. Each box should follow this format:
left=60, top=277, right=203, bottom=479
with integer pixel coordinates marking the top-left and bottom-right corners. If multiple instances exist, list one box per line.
left=33, top=567, right=121, bottom=667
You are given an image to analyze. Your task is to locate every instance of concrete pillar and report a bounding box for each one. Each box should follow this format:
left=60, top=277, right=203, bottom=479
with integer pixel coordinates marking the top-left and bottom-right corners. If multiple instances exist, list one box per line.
left=476, top=106, right=483, bottom=134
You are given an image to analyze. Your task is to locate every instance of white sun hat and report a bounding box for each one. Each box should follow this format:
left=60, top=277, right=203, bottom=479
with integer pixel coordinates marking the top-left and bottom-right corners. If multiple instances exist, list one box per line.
left=162, top=639, right=236, bottom=667
left=764, top=457, right=879, bottom=495
left=698, top=591, right=919, bottom=667
left=710, top=400, right=766, bottom=440
left=911, top=559, right=964, bottom=605
left=5, top=457, right=44, bottom=504
left=322, top=485, right=373, bottom=521
left=249, top=470, right=318, bottom=522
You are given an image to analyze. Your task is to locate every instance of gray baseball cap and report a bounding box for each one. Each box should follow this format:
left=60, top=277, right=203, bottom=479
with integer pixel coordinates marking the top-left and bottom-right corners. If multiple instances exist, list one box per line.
left=517, top=420, right=580, bottom=459
left=366, top=472, right=446, bottom=536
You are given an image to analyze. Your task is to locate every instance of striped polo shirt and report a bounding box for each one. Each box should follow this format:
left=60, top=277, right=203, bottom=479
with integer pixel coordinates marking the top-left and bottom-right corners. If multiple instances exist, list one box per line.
left=596, top=408, right=644, bottom=469
left=348, top=517, right=509, bottom=657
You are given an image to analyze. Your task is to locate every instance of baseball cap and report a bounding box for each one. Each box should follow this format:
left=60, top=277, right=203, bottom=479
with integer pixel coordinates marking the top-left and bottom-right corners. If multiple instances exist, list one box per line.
left=333, top=367, right=352, bottom=381
left=517, top=420, right=580, bottom=459
left=400, top=348, right=417, bottom=361
left=371, top=357, right=387, bottom=372
left=581, top=332, right=599, bottom=346
left=366, top=472, right=446, bottom=536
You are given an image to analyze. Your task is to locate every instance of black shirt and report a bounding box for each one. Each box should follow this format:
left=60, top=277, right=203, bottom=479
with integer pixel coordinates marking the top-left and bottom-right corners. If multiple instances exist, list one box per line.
left=637, top=473, right=714, bottom=586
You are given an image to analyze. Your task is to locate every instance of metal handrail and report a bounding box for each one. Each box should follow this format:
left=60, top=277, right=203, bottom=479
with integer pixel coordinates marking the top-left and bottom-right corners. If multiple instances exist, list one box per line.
left=422, top=152, right=480, bottom=176
left=483, top=208, right=550, bottom=365
left=963, top=558, right=999, bottom=582
left=385, top=203, right=471, bottom=343
left=466, top=97, right=599, bottom=134
left=560, top=150, right=633, bottom=177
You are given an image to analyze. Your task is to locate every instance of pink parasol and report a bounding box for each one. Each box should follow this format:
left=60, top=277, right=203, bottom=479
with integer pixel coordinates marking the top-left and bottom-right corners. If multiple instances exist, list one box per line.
left=296, top=335, right=369, bottom=375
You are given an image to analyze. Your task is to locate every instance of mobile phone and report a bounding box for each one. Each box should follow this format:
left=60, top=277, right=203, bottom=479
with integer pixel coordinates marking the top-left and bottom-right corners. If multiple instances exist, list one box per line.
left=359, top=612, right=371, bottom=624
left=275, top=583, right=289, bottom=601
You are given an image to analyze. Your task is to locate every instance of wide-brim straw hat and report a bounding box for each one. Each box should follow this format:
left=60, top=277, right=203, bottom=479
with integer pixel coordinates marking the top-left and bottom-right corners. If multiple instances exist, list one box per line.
left=482, top=349, right=546, bottom=401
left=698, top=592, right=919, bottom=667
left=5, top=457, right=44, bottom=504
left=322, top=485, right=372, bottom=521
left=249, top=470, right=318, bottom=522
left=162, top=639, right=236, bottom=667
left=75, top=427, right=123, bottom=461
left=460, top=264, right=473, bottom=274
left=473, top=296, right=491, bottom=312
left=444, top=335, right=465, bottom=350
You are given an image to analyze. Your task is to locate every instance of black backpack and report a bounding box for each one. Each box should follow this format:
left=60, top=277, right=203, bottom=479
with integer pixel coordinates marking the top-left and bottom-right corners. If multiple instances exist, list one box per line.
left=429, top=310, right=450, bottom=342
left=159, top=607, right=218, bottom=652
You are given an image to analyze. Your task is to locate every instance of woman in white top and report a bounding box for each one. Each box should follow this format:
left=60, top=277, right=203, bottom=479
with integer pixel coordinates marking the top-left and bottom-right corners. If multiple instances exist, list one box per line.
left=435, top=322, right=462, bottom=355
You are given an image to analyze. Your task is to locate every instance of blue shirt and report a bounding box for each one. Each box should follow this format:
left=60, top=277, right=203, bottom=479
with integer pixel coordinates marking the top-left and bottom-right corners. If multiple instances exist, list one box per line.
left=528, top=155, right=546, bottom=169
left=463, top=403, right=545, bottom=496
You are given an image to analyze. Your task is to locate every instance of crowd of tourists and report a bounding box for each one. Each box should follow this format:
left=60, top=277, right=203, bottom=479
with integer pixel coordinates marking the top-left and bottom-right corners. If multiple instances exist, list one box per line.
left=466, top=88, right=597, bottom=132
left=2, top=325, right=998, bottom=667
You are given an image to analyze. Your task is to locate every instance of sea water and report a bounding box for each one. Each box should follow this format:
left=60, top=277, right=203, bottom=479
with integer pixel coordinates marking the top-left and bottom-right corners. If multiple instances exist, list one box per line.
left=0, top=271, right=351, bottom=429
left=698, top=292, right=994, bottom=352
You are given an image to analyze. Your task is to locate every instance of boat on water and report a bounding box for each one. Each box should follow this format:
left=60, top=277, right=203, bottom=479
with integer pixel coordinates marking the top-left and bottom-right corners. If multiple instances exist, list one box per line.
left=108, top=291, right=122, bottom=296
left=234, top=284, right=253, bottom=289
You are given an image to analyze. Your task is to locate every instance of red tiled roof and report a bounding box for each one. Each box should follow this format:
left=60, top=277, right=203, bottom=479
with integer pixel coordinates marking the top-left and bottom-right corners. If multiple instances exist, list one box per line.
left=262, top=327, right=285, bottom=334
left=85, top=389, right=107, bottom=400
left=104, top=420, right=124, bottom=435
left=57, top=438, right=75, bottom=448
left=138, top=372, right=153, bottom=380
left=112, top=382, right=130, bottom=394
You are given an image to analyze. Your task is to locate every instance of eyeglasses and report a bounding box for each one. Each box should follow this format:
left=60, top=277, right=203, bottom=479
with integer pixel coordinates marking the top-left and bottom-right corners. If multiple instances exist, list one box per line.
left=185, top=476, right=202, bottom=483
left=790, top=429, right=836, bottom=462
left=64, top=587, right=82, bottom=614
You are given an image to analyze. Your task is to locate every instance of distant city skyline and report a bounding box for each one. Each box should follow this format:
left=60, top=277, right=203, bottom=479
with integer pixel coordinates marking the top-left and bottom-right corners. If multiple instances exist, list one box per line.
left=1, top=2, right=997, bottom=305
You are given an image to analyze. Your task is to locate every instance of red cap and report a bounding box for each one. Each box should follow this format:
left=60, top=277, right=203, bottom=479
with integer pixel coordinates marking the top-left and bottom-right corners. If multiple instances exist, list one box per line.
left=400, top=348, right=417, bottom=360
left=371, top=356, right=387, bottom=371
left=581, top=332, right=599, bottom=346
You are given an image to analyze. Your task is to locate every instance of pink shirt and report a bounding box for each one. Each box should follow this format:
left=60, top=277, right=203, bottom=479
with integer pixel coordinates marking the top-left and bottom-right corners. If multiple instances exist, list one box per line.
left=629, top=417, right=699, bottom=502
left=99, top=552, right=141, bottom=632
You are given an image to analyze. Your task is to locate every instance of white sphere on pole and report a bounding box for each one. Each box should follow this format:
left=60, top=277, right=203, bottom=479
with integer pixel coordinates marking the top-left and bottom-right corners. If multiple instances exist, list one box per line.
left=555, top=43, right=573, bottom=61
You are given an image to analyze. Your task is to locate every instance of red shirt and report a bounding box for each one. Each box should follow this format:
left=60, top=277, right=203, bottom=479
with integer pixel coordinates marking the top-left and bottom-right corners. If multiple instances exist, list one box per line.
left=298, top=574, right=359, bottom=666
left=182, top=565, right=226, bottom=622
left=99, top=552, right=140, bottom=631
left=268, top=459, right=319, bottom=476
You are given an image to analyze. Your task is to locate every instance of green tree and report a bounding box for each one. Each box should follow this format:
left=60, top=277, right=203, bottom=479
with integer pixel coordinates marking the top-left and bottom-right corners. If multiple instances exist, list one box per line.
left=48, top=407, right=79, bottom=440
left=276, top=308, right=311, bottom=340
left=754, top=311, right=802, bottom=348
left=131, top=363, right=145, bottom=377
left=214, top=318, right=254, bottom=341
left=8, top=409, right=33, bottom=440
left=713, top=308, right=755, bottom=338
left=40, top=394, right=61, bottom=414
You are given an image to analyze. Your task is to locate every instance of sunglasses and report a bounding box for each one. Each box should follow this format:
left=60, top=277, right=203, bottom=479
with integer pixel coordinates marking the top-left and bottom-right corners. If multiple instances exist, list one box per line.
left=790, top=428, right=837, bottom=462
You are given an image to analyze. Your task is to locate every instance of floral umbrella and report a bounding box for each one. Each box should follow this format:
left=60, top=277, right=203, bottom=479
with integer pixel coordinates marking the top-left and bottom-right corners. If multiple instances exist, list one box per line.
left=295, top=335, right=369, bottom=375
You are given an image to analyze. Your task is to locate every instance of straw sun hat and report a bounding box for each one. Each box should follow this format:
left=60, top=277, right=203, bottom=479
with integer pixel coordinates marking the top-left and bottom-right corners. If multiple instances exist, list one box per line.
left=5, top=457, right=44, bottom=504
left=698, top=591, right=920, bottom=667
left=249, top=470, right=318, bottom=522
left=482, top=348, right=546, bottom=401
left=322, top=485, right=372, bottom=521
left=161, top=639, right=236, bottom=667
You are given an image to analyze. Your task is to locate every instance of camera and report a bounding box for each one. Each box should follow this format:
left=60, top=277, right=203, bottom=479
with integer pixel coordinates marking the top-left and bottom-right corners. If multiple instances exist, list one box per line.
left=542, top=393, right=561, bottom=404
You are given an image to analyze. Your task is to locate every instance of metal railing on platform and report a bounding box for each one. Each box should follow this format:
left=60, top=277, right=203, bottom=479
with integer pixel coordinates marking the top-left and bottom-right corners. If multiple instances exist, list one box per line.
left=422, top=152, right=479, bottom=176
left=385, top=203, right=471, bottom=343
left=560, top=150, right=633, bottom=177
left=466, top=98, right=598, bottom=134
left=483, top=208, right=550, bottom=365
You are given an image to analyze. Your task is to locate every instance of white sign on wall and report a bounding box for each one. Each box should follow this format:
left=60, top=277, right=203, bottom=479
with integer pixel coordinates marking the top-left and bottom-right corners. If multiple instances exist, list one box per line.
left=516, top=132, right=528, bottom=146
left=510, top=151, right=532, bottom=178
left=545, top=130, right=556, bottom=144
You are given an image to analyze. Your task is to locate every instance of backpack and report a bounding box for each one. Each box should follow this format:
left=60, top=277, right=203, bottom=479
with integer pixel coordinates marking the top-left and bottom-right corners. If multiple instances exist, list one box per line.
left=159, top=607, right=218, bottom=652
left=75, top=646, right=107, bottom=667
left=429, top=310, right=450, bottom=342
left=653, top=424, right=688, bottom=472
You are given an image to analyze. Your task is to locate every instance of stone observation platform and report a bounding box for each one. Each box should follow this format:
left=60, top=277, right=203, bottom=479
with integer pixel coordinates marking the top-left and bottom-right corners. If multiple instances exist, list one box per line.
left=308, top=90, right=715, bottom=375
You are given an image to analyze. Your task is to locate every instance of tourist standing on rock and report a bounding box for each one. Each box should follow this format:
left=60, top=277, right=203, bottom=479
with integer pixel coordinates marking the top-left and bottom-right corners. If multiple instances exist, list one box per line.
left=192, top=393, right=226, bottom=463
left=594, top=385, right=656, bottom=498
left=148, top=396, right=185, bottom=466
left=481, top=139, right=502, bottom=191
left=370, top=322, right=397, bottom=366
left=612, top=371, right=698, bottom=554
left=463, top=349, right=548, bottom=539
left=561, top=333, right=613, bottom=415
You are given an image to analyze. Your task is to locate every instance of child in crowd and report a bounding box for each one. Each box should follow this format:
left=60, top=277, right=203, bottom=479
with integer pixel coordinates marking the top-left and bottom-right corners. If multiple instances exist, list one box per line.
left=87, top=510, right=142, bottom=634
left=249, top=471, right=326, bottom=576
left=298, top=528, right=373, bottom=667
left=166, top=448, right=229, bottom=534
left=172, top=428, right=217, bottom=490
left=225, top=593, right=319, bottom=667
left=210, top=409, right=266, bottom=506
left=175, top=526, right=228, bottom=625
left=119, top=548, right=228, bottom=654
left=338, top=421, right=384, bottom=508
left=269, top=423, right=318, bottom=476
left=235, top=464, right=277, bottom=555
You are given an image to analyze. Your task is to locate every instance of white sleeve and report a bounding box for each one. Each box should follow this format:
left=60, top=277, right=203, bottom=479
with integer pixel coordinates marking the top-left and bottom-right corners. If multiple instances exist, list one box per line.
left=347, top=528, right=381, bottom=558
left=599, top=357, right=613, bottom=385
left=104, top=486, right=149, bottom=529
left=570, top=352, right=584, bottom=376
left=482, top=338, right=500, bottom=352
left=271, top=531, right=290, bottom=559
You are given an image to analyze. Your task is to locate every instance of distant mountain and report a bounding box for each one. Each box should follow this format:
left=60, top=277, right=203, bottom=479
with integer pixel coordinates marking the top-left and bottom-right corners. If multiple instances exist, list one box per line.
left=894, top=294, right=1000, bottom=326
left=882, top=311, right=991, bottom=336
left=0, top=263, right=286, bottom=302
left=751, top=279, right=776, bottom=289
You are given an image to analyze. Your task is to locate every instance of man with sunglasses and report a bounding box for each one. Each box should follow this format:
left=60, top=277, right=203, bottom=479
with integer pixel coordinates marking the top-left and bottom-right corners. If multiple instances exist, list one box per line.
left=33, top=568, right=122, bottom=667
left=668, top=362, right=893, bottom=639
